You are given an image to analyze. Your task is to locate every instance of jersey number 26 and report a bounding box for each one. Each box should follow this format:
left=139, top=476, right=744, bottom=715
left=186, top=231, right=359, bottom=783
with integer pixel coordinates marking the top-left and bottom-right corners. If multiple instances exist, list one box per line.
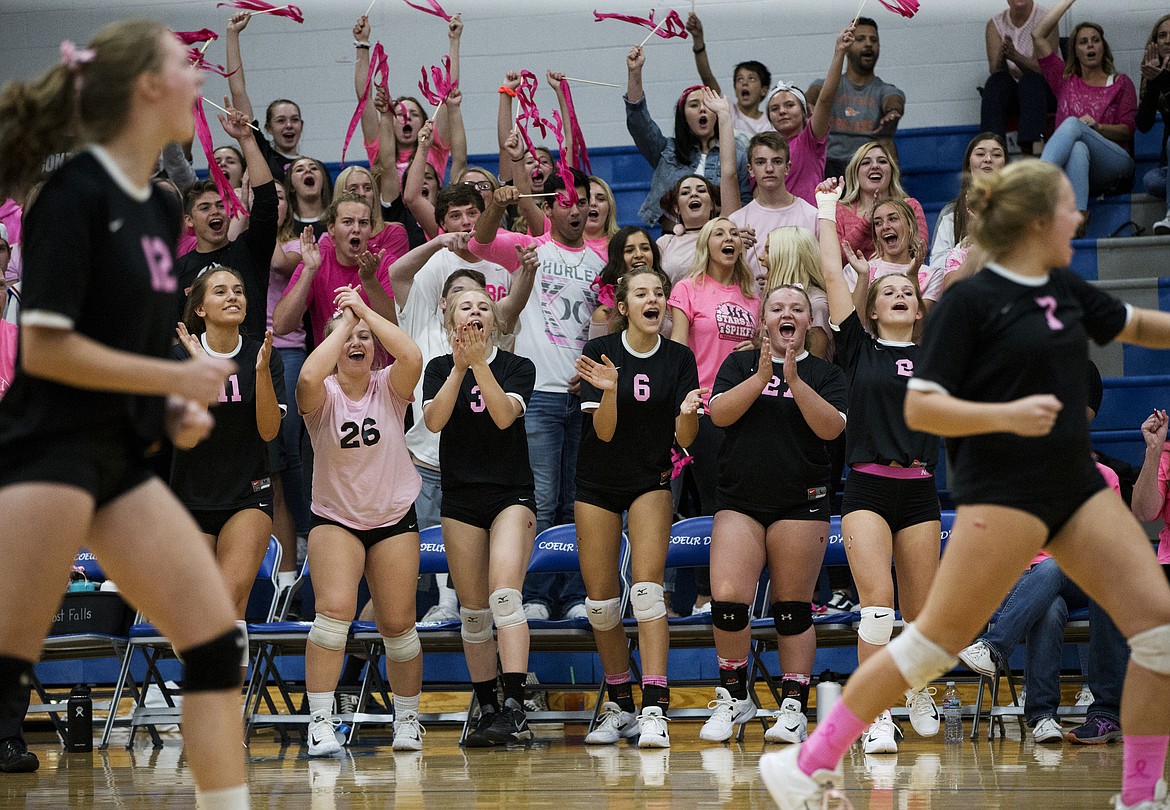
left=340, top=418, right=381, bottom=448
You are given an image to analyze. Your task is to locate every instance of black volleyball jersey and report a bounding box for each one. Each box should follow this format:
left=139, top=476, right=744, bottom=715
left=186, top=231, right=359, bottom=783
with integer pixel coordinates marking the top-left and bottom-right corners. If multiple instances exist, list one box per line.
left=168, top=335, right=286, bottom=510
left=576, top=332, right=700, bottom=491
left=908, top=265, right=1129, bottom=506
left=712, top=349, right=848, bottom=509
left=0, top=148, right=183, bottom=448
left=422, top=348, right=536, bottom=490
left=175, top=181, right=278, bottom=339
left=833, top=311, right=938, bottom=469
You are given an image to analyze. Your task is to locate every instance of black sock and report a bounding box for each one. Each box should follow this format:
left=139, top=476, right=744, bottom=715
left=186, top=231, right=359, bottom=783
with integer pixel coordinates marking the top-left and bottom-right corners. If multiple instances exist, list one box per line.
left=500, top=672, right=526, bottom=707
left=641, top=684, right=670, bottom=714
left=473, top=679, right=499, bottom=714
left=337, top=655, right=365, bottom=687
left=607, top=681, right=636, bottom=713
left=719, top=666, right=749, bottom=701
left=780, top=679, right=810, bottom=713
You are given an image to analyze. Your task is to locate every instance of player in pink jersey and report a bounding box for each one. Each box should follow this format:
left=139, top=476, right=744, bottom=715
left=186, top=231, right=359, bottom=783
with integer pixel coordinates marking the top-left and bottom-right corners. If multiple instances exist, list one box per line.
left=298, top=287, right=425, bottom=757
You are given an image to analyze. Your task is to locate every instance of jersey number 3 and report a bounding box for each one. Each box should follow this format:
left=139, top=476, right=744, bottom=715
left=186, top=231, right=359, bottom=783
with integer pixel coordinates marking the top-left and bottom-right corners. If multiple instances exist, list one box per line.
left=340, top=418, right=381, bottom=448
left=469, top=386, right=486, bottom=413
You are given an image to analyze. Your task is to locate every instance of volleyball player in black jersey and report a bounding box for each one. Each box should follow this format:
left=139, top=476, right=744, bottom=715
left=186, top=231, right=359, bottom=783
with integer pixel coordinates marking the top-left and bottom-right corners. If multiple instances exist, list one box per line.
left=763, top=160, right=1170, bottom=810
left=575, top=268, right=703, bottom=749
left=0, top=21, right=248, bottom=807
left=703, top=285, right=847, bottom=745
left=173, top=267, right=285, bottom=663
left=816, top=178, right=942, bottom=753
left=422, top=288, right=537, bottom=746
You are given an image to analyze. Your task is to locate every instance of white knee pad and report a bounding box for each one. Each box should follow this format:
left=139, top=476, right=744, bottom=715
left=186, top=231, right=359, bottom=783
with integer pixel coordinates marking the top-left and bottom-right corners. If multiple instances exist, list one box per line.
left=631, top=581, right=666, bottom=623
left=383, top=628, right=421, bottom=663
left=585, top=597, right=622, bottom=631
left=460, top=606, right=494, bottom=644
left=489, top=588, right=526, bottom=630
left=858, top=606, right=896, bottom=646
left=886, top=623, right=957, bottom=690
left=1129, top=623, right=1170, bottom=675
left=308, top=614, right=350, bottom=651
left=235, top=620, right=250, bottom=668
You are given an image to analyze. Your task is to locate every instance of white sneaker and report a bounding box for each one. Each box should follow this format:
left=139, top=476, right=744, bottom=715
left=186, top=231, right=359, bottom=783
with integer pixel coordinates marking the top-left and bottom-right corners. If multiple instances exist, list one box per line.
left=765, top=698, right=809, bottom=743
left=1154, top=216, right=1170, bottom=236
left=637, top=706, right=670, bottom=748
left=585, top=701, right=639, bottom=745
left=1031, top=717, right=1064, bottom=743
left=758, top=743, right=844, bottom=810
left=699, top=687, right=757, bottom=742
left=958, top=641, right=997, bottom=677
left=1075, top=685, right=1094, bottom=707
left=307, top=711, right=343, bottom=757
left=419, top=603, right=460, bottom=624
left=862, top=710, right=899, bottom=754
left=823, top=590, right=856, bottom=614
left=522, top=602, right=550, bottom=621
left=392, top=710, right=425, bottom=751
left=692, top=601, right=712, bottom=615
left=1013, top=685, right=1027, bottom=707
left=906, top=687, right=940, bottom=737
left=1113, top=778, right=1169, bottom=810
left=563, top=603, right=589, bottom=620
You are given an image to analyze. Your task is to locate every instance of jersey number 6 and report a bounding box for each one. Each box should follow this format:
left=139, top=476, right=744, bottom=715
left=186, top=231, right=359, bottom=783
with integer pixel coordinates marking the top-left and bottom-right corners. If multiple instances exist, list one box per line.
left=634, top=373, right=651, bottom=402
left=340, top=418, right=381, bottom=448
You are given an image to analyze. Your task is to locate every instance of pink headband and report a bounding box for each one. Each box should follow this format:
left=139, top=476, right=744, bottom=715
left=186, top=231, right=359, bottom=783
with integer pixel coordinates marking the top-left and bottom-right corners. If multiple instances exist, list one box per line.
left=676, top=84, right=704, bottom=111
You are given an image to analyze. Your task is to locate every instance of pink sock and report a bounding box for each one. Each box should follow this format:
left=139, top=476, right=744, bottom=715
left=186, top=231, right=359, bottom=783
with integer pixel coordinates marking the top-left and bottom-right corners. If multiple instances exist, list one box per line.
left=797, top=701, right=868, bottom=776
left=605, top=671, right=631, bottom=685
left=642, top=675, right=668, bottom=688
left=1122, top=735, right=1169, bottom=806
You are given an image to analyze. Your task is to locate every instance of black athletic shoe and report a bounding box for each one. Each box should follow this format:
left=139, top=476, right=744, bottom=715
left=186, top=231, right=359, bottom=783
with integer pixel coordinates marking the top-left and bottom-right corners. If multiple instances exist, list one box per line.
left=484, top=698, right=533, bottom=744
left=462, top=709, right=499, bottom=748
left=0, top=738, right=38, bottom=773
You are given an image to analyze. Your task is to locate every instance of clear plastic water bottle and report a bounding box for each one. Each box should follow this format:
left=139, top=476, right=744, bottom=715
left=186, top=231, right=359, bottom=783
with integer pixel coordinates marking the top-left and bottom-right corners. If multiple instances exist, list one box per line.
left=942, top=681, right=962, bottom=744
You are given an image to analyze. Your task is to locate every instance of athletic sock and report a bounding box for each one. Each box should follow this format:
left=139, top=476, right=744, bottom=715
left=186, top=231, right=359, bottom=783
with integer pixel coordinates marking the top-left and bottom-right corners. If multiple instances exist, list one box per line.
left=195, top=783, right=250, bottom=810
left=605, top=672, right=636, bottom=713
left=641, top=676, right=670, bottom=713
left=306, top=691, right=333, bottom=718
left=436, top=573, right=459, bottom=611
left=780, top=674, right=811, bottom=712
left=1121, top=735, right=1169, bottom=805
left=717, top=657, right=749, bottom=701
left=393, top=693, right=421, bottom=718
left=500, top=672, right=527, bottom=706
left=472, top=679, right=499, bottom=714
left=797, top=700, right=868, bottom=776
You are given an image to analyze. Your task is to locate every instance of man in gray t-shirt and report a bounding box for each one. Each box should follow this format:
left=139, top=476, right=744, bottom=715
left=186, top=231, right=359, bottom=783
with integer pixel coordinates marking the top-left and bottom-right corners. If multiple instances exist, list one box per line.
left=806, top=16, right=905, bottom=178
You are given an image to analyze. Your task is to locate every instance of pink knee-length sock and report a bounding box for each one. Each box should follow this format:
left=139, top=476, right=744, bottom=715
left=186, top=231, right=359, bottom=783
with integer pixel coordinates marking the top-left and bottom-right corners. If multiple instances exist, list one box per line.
left=1121, top=735, right=1169, bottom=806
left=797, top=700, right=869, bottom=775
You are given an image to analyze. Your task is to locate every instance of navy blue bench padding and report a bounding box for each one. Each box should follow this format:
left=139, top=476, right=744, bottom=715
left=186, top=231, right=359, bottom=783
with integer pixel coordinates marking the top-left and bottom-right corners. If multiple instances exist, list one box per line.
left=1095, top=375, right=1170, bottom=431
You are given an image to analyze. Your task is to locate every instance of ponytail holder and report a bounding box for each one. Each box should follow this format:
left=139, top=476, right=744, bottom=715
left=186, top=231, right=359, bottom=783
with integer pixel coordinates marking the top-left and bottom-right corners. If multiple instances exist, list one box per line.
left=59, top=40, right=96, bottom=70
left=498, top=86, right=517, bottom=98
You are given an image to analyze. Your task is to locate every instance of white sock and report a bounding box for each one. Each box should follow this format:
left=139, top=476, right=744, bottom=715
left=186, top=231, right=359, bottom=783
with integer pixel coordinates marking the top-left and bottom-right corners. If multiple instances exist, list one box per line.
left=307, top=691, right=334, bottom=718
left=276, top=571, right=297, bottom=589
left=195, top=784, right=249, bottom=810
left=436, top=574, right=458, bottom=610
left=235, top=620, right=249, bottom=669
left=394, top=693, right=421, bottom=718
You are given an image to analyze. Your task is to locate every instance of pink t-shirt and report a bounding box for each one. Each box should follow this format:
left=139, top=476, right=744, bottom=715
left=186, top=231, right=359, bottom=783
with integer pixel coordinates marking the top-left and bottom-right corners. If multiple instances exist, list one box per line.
left=283, top=247, right=395, bottom=347
left=303, top=367, right=421, bottom=530
left=669, top=275, right=758, bottom=402
left=0, top=318, right=16, bottom=400
left=396, top=131, right=452, bottom=183
left=837, top=198, right=929, bottom=261
left=1039, top=53, right=1137, bottom=152
left=728, top=197, right=819, bottom=278
left=787, top=124, right=829, bottom=205
left=1155, top=449, right=1170, bottom=564
left=729, top=105, right=773, bottom=139
left=657, top=232, right=701, bottom=286
left=268, top=238, right=305, bottom=351
left=941, top=243, right=970, bottom=278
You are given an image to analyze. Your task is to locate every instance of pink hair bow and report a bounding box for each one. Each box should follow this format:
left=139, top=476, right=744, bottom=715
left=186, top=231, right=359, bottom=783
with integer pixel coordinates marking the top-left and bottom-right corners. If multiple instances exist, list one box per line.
left=59, top=40, right=96, bottom=69
left=593, top=9, right=688, bottom=40
left=342, top=42, right=389, bottom=167
left=401, top=0, right=453, bottom=22
left=418, top=55, right=457, bottom=108
left=216, top=1, right=305, bottom=24
left=876, top=0, right=919, bottom=18
left=192, top=97, right=248, bottom=219
left=175, top=29, right=219, bottom=46
left=558, top=78, right=592, bottom=174
left=187, top=48, right=237, bottom=78
left=670, top=446, right=694, bottom=480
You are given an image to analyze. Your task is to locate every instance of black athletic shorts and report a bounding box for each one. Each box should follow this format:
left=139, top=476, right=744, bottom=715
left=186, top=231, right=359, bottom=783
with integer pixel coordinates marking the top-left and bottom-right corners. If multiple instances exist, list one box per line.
left=310, top=505, right=419, bottom=550
left=189, top=496, right=275, bottom=537
left=441, top=484, right=536, bottom=530
left=0, top=427, right=153, bottom=507
left=959, top=471, right=1106, bottom=542
left=717, top=495, right=832, bottom=527
left=576, top=479, right=671, bottom=515
left=841, top=469, right=941, bottom=534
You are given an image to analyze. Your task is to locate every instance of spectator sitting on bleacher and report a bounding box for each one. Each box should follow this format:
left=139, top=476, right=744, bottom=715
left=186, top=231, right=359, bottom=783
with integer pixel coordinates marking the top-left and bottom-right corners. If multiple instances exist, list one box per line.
left=928, top=133, right=1007, bottom=265
left=684, top=11, right=772, bottom=138
left=981, top=0, right=1059, bottom=157
left=806, top=16, right=904, bottom=180
left=1137, top=14, right=1170, bottom=235
left=833, top=141, right=928, bottom=264
left=1033, top=0, right=1137, bottom=233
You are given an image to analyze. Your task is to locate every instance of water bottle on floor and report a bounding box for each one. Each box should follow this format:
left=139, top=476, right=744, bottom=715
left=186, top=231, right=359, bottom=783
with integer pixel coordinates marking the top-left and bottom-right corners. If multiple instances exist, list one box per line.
left=942, top=681, right=962, bottom=744
left=66, top=685, right=93, bottom=753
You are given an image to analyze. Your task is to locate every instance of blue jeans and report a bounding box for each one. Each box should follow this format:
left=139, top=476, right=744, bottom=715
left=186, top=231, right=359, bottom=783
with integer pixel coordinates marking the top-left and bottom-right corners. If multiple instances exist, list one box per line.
left=1041, top=117, right=1134, bottom=211
left=1022, top=573, right=1087, bottom=725
left=1142, top=134, right=1169, bottom=214
left=1084, top=600, right=1127, bottom=724
left=414, top=464, right=442, bottom=531
left=981, top=558, right=1077, bottom=666
left=277, top=346, right=311, bottom=534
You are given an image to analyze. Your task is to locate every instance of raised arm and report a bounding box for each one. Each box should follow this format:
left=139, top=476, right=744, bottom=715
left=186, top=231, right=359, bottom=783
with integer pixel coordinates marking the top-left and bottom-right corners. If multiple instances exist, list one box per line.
left=575, top=353, right=619, bottom=441
left=812, top=26, right=853, bottom=141
left=704, top=88, right=741, bottom=215
left=497, top=71, right=522, bottom=184
left=497, top=243, right=538, bottom=335
left=446, top=87, right=468, bottom=180
left=709, top=341, right=771, bottom=427
left=1131, top=409, right=1169, bottom=522
left=388, top=232, right=465, bottom=308
left=502, top=126, right=544, bottom=234
left=431, top=14, right=463, bottom=148
left=1032, top=0, right=1077, bottom=60
left=685, top=13, right=720, bottom=94
left=465, top=327, right=523, bottom=429
left=356, top=249, right=398, bottom=327
left=296, top=305, right=355, bottom=414
left=253, top=331, right=282, bottom=441
left=354, top=15, right=379, bottom=151
left=403, top=121, right=439, bottom=239
left=373, top=85, right=402, bottom=203
left=336, top=285, right=422, bottom=400
left=815, top=179, right=854, bottom=325
left=547, top=71, right=574, bottom=166
left=272, top=227, right=319, bottom=335
left=224, top=12, right=255, bottom=121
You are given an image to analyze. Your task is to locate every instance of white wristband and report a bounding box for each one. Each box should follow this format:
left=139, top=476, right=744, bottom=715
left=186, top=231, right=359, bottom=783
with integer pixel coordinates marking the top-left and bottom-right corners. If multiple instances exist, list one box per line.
left=816, top=192, right=840, bottom=223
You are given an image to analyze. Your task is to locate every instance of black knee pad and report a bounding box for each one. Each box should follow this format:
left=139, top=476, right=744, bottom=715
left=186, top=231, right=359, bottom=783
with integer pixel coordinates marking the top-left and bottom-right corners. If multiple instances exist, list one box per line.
left=181, top=628, right=246, bottom=693
left=710, top=601, right=751, bottom=632
left=771, top=601, right=813, bottom=636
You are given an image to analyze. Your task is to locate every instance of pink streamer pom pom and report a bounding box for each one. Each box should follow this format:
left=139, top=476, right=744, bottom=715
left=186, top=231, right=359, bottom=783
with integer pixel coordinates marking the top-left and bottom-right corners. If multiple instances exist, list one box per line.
left=670, top=447, right=694, bottom=480
left=593, top=9, right=688, bottom=40
left=342, top=43, right=389, bottom=168
left=401, top=0, right=453, bottom=21
left=418, top=54, right=457, bottom=108
left=175, top=29, right=219, bottom=46
left=216, top=0, right=305, bottom=24
left=187, top=48, right=237, bottom=78
left=558, top=78, right=592, bottom=174
left=591, top=278, right=615, bottom=309
left=876, top=0, right=919, bottom=18
left=193, top=97, right=248, bottom=220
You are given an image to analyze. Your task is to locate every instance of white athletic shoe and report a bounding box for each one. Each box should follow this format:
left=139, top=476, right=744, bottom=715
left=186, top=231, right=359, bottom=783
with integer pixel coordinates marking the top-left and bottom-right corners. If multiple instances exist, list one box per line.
left=419, top=603, right=460, bottom=624
left=699, top=687, right=757, bottom=742
left=862, top=710, right=899, bottom=754
left=392, top=710, right=425, bottom=751
left=585, top=701, right=639, bottom=745
left=1031, top=717, right=1064, bottom=744
left=1154, top=216, right=1170, bottom=236
left=758, top=743, right=844, bottom=810
left=765, top=698, right=809, bottom=744
left=905, top=687, right=940, bottom=737
left=637, top=706, right=670, bottom=748
left=307, top=711, right=343, bottom=757
left=1113, top=778, right=1169, bottom=810
left=957, top=641, right=997, bottom=677
left=522, top=602, right=551, bottom=621
left=1075, top=685, right=1094, bottom=707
